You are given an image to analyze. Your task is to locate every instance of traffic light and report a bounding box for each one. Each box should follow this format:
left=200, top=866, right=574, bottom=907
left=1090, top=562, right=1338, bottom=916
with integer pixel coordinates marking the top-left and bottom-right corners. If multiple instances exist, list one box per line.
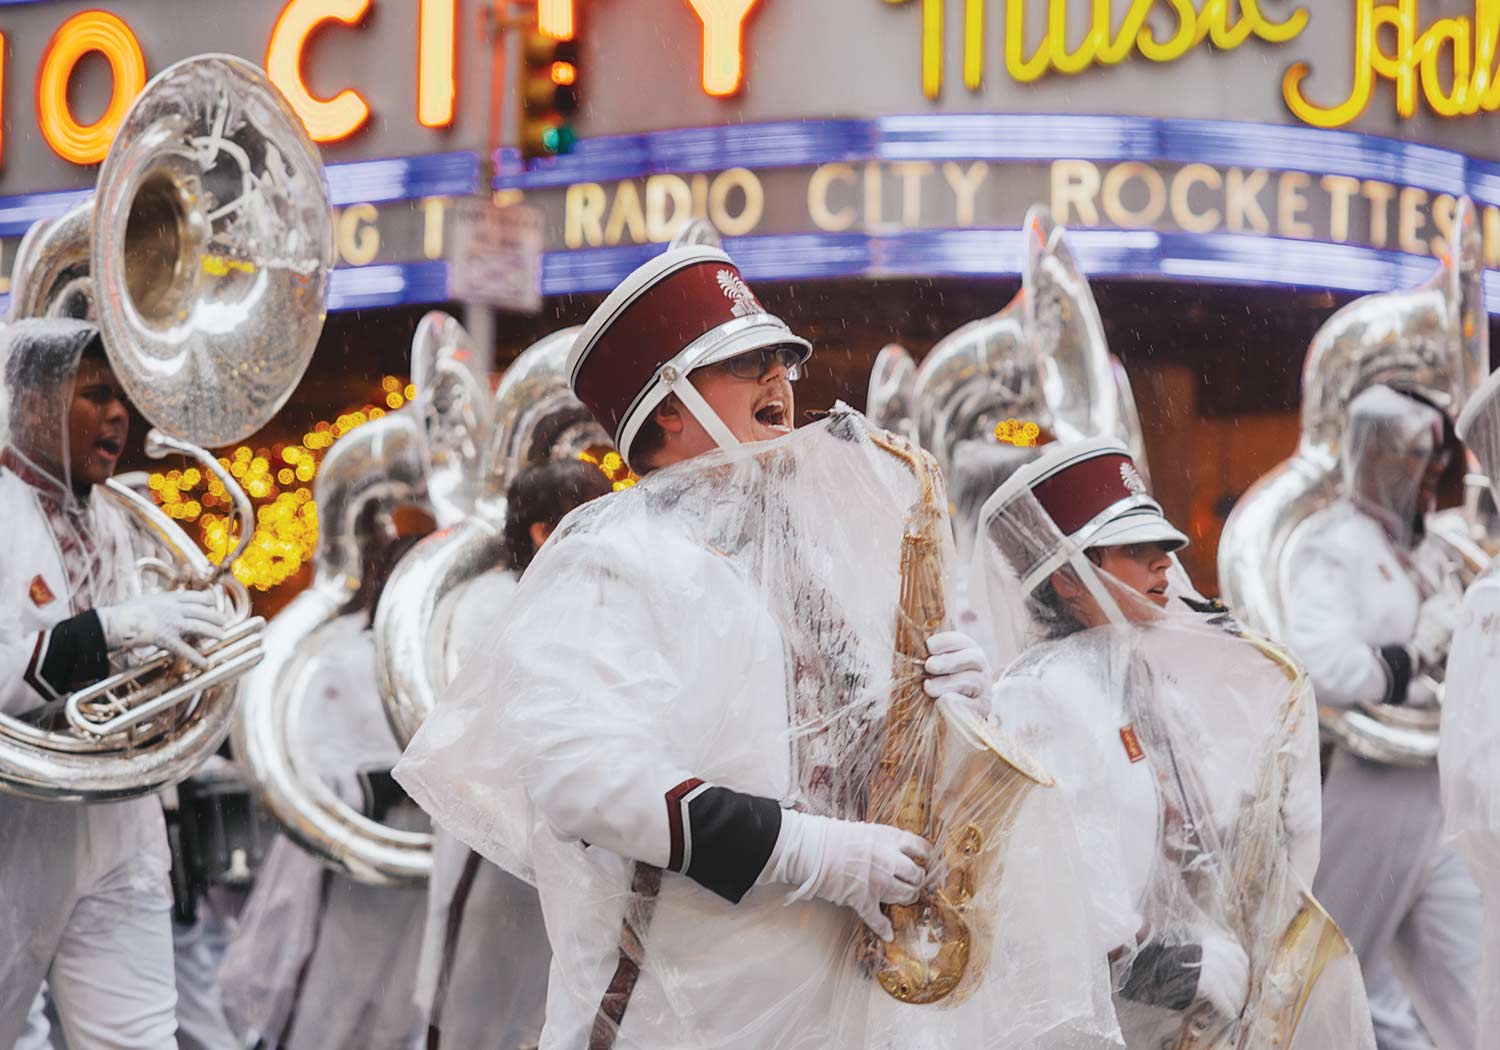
left=520, top=31, right=579, bottom=162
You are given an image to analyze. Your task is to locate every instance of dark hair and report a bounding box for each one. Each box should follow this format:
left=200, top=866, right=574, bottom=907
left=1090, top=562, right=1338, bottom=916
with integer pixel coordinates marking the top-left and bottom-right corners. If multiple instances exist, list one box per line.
left=629, top=416, right=667, bottom=472
left=504, top=459, right=614, bottom=571
left=1029, top=571, right=1090, bottom=641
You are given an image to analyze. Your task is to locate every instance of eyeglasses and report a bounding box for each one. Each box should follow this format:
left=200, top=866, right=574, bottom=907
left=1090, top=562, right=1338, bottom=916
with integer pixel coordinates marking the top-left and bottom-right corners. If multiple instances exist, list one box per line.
left=715, top=346, right=804, bottom=382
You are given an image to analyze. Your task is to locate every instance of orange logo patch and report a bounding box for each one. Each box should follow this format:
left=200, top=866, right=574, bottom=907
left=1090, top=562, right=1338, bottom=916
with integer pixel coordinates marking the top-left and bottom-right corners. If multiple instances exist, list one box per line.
left=1119, top=725, right=1146, bottom=763
left=28, top=575, right=55, bottom=607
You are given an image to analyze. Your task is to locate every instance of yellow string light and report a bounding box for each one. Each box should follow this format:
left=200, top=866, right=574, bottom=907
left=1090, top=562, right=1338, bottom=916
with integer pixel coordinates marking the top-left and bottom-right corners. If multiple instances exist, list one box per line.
left=148, top=375, right=410, bottom=592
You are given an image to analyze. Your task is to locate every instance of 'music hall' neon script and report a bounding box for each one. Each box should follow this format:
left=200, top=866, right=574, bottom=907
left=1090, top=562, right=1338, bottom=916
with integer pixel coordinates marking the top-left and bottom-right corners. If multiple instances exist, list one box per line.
left=885, top=0, right=1500, bottom=129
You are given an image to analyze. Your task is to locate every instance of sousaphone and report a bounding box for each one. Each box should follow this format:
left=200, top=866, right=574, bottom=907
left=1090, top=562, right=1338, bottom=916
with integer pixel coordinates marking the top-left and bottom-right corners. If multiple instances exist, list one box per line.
left=0, top=54, right=333, bottom=801
left=1217, top=197, right=1489, bottom=766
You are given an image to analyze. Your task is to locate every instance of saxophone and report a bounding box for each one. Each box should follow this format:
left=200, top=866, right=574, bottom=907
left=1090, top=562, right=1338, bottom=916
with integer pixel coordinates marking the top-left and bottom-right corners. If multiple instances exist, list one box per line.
left=865, top=431, right=1055, bottom=1005
left=1176, top=636, right=1353, bottom=1049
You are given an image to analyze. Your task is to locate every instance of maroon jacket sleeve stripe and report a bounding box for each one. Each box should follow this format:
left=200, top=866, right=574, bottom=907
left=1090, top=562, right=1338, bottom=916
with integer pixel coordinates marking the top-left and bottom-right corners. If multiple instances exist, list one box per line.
left=22, top=610, right=108, bottom=702
left=663, top=778, right=783, bottom=905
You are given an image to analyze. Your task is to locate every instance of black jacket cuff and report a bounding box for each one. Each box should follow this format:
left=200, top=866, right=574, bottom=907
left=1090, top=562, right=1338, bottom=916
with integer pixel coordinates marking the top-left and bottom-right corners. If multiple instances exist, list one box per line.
left=24, top=610, right=109, bottom=701
left=1118, top=941, right=1203, bottom=1012
left=1377, top=645, right=1413, bottom=705
left=663, top=779, right=782, bottom=904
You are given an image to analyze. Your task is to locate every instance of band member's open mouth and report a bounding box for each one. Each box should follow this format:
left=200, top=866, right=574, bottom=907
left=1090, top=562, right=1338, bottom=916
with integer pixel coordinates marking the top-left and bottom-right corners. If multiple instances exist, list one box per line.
left=754, top=399, right=789, bottom=433
left=94, top=436, right=123, bottom=458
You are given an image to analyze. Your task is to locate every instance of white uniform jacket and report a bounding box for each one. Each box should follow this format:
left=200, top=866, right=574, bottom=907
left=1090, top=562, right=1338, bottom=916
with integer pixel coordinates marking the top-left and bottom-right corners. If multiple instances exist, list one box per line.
left=0, top=467, right=173, bottom=1046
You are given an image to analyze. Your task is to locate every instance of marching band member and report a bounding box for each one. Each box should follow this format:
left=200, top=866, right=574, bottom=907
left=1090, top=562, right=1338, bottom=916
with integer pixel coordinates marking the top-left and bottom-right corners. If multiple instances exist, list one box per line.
left=1284, top=385, right=1481, bottom=1050
left=219, top=521, right=431, bottom=1050
left=973, top=438, right=1375, bottom=1049
left=417, top=458, right=612, bottom=1050
left=397, top=247, right=1116, bottom=1049
left=1442, top=370, right=1500, bottom=1048
left=0, top=319, right=232, bottom=1049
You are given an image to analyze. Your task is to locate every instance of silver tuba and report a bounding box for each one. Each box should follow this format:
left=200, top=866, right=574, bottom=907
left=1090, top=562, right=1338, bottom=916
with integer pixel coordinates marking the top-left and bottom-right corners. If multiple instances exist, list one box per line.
left=872, top=204, right=1147, bottom=557
left=234, top=412, right=431, bottom=885
left=377, top=325, right=613, bottom=747
left=1217, top=197, right=1489, bottom=766
left=0, top=54, right=332, bottom=801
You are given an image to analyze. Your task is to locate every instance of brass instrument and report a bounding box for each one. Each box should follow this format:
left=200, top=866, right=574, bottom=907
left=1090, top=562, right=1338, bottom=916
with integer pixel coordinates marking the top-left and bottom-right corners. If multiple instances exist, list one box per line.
left=865, top=431, right=1054, bottom=1004
left=870, top=206, right=1148, bottom=560
left=0, top=54, right=332, bottom=802
left=377, top=324, right=613, bottom=746
left=1217, top=197, right=1488, bottom=766
left=1177, top=638, right=1352, bottom=1049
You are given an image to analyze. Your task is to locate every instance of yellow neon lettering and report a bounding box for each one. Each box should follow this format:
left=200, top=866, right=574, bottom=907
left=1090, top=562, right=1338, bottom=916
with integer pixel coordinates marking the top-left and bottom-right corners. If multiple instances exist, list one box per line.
left=646, top=175, right=694, bottom=241
left=942, top=161, right=989, bottom=226
left=422, top=197, right=449, bottom=259
left=605, top=181, right=648, bottom=244
left=685, top=0, right=760, bottom=97
left=1225, top=168, right=1270, bottom=234
left=418, top=0, right=457, bottom=128
left=565, top=183, right=607, bottom=248
left=266, top=0, right=372, bottom=143
left=336, top=203, right=380, bottom=265
left=539, top=0, right=576, bottom=40
left=1286, top=0, right=1500, bottom=127
left=965, top=0, right=984, bottom=88
left=1051, top=159, right=1102, bottom=226
left=708, top=168, right=764, bottom=236
left=1322, top=175, right=1361, bottom=242
left=38, top=12, right=147, bottom=166
left=809, top=164, right=858, bottom=231
left=1429, top=193, right=1457, bottom=255
left=1102, top=162, right=1166, bottom=228
left=1363, top=180, right=1396, bottom=247
left=1277, top=172, right=1314, bottom=239
left=1170, top=164, right=1223, bottom=234
left=893, top=161, right=934, bottom=227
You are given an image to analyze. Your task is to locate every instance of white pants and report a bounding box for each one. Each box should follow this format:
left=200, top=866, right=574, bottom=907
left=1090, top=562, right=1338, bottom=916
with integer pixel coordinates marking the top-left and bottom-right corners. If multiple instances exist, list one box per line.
left=173, top=904, right=242, bottom=1050
left=1314, top=753, right=1481, bottom=1050
left=0, top=796, right=178, bottom=1050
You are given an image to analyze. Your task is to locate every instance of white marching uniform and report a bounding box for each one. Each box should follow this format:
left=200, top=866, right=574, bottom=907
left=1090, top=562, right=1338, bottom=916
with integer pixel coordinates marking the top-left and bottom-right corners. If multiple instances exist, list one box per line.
left=1440, top=568, right=1500, bottom=1049
left=990, top=621, right=1327, bottom=1049
left=1287, top=503, right=1481, bottom=1050
left=0, top=467, right=179, bottom=1050
left=415, top=570, right=550, bottom=1050
left=398, top=414, right=1118, bottom=1050
left=218, top=614, right=426, bottom=1050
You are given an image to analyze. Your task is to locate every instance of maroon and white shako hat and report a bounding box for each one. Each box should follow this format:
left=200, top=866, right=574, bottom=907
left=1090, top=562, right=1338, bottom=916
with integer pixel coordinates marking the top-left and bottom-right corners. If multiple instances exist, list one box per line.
left=568, top=246, right=812, bottom=467
left=985, top=437, right=1188, bottom=592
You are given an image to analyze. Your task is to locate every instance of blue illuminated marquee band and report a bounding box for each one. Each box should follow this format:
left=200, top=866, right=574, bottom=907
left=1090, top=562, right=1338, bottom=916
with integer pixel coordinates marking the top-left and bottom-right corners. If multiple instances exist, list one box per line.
left=0, top=115, right=1495, bottom=312
left=495, top=112, right=1500, bottom=208
left=540, top=229, right=1500, bottom=314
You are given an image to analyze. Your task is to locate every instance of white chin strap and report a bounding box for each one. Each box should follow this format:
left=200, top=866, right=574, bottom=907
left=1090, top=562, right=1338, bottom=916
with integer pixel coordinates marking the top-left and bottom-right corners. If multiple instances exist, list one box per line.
left=660, top=364, right=741, bottom=452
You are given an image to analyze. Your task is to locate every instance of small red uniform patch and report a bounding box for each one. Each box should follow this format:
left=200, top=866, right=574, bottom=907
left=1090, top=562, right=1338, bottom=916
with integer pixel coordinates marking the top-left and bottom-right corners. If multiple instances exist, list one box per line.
left=1119, top=724, right=1146, bottom=763
left=28, top=575, right=55, bottom=607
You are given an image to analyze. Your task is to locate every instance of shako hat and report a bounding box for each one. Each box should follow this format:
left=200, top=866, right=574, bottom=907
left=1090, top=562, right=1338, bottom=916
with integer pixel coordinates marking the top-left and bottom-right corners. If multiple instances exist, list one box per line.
left=567, top=246, right=811, bottom=467
left=990, top=437, right=1188, bottom=593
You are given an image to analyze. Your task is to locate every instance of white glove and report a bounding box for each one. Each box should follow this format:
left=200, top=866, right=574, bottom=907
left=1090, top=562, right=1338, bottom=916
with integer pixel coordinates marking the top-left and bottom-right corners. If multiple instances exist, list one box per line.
left=757, top=809, right=932, bottom=942
left=98, top=591, right=232, bottom=669
left=1411, top=592, right=1461, bottom=670
left=1192, top=927, right=1250, bottom=1021
left=923, top=631, right=992, bottom=701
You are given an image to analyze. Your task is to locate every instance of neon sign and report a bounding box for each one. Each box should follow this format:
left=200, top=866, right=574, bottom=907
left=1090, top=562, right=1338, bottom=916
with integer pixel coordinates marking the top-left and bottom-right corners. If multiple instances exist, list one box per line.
left=1284, top=0, right=1500, bottom=126
left=885, top=0, right=1309, bottom=97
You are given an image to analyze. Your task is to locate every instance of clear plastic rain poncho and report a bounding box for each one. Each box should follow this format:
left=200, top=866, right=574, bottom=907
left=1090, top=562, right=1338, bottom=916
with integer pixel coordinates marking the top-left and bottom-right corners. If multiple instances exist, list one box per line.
left=973, top=474, right=1378, bottom=1050
left=398, top=406, right=1120, bottom=1050
left=1442, top=377, right=1500, bottom=1043
left=219, top=613, right=426, bottom=1049
left=1343, top=385, right=1446, bottom=551
left=0, top=319, right=137, bottom=629
left=0, top=321, right=171, bottom=1049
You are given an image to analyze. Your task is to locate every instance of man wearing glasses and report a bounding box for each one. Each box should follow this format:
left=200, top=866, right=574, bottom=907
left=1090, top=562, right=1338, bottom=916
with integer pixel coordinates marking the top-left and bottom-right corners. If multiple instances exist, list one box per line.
left=394, top=246, right=1110, bottom=1049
